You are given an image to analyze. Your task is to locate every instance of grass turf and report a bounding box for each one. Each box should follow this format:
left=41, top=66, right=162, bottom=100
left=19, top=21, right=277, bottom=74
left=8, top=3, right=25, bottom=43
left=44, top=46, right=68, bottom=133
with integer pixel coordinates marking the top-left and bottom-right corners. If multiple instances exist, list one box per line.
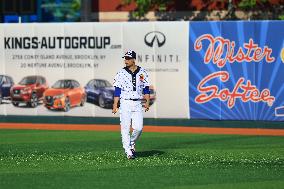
left=0, top=129, right=283, bottom=189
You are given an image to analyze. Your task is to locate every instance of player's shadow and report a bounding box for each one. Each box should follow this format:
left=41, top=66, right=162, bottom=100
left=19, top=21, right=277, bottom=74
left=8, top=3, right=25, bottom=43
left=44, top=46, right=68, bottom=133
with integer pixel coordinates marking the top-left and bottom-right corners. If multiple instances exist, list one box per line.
left=136, top=150, right=164, bottom=158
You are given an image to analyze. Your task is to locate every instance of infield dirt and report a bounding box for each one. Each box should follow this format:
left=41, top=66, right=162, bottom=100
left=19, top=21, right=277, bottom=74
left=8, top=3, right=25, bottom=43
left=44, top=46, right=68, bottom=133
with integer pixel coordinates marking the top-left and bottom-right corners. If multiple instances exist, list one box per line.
left=0, top=123, right=283, bottom=136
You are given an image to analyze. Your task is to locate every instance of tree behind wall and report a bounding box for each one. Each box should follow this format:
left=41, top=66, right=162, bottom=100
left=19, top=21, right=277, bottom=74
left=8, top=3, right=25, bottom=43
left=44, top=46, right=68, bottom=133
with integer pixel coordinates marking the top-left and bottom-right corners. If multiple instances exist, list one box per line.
left=41, top=0, right=81, bottom=22
left=122, top=0, right=284, bottom=20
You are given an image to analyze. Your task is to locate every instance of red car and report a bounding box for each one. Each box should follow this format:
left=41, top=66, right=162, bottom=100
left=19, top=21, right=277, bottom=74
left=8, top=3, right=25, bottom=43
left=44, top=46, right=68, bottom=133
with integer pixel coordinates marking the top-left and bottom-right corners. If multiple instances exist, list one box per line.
left=10, top=75, right=48, bottom=107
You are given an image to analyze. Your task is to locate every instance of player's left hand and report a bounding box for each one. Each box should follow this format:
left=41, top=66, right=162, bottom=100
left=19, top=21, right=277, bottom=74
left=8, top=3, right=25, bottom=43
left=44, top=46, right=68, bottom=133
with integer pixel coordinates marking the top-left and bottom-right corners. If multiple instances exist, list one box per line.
left=144, top=103, right=150, bottom=112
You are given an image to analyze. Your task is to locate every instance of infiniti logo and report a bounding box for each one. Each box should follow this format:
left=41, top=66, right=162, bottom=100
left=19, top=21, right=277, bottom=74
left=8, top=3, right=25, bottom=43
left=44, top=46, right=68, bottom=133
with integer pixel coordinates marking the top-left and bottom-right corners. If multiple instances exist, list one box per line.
left=144, top=31, right=166, bottom=48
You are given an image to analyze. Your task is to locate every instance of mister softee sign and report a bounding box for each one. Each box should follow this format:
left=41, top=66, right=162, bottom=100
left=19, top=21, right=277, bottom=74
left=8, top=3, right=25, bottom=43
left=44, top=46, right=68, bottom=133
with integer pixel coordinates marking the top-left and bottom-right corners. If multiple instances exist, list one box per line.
left=194, top=34, right=275, bottom=109
left=189, top=21, right=284, bottom=121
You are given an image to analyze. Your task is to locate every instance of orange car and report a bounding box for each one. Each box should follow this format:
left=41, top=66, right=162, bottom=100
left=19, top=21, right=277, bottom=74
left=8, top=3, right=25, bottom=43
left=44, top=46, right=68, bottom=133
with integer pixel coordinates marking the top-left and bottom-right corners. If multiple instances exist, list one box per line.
left=43, top=79, right=86, bottom=112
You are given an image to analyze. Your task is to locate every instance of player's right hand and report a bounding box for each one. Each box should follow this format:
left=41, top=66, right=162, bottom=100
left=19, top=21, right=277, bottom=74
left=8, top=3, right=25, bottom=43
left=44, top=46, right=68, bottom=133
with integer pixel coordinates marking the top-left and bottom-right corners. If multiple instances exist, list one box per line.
left=112, top=106, right=118, bottom=114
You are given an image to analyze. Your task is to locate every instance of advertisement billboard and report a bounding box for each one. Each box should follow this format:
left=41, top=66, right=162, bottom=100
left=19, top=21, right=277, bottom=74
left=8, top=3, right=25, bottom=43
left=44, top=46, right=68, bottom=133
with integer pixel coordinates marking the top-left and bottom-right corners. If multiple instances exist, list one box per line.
left=0, top=22, right=189, bottom=118
left=189, top=21, right=284, bottom=121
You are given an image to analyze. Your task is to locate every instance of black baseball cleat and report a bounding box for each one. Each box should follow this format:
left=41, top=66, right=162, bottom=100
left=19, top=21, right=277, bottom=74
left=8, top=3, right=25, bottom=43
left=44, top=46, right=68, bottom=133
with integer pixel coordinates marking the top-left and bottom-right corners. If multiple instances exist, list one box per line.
left=130, top=149, right=137, bottom=158
left=127, top=154, right=135, bottom=160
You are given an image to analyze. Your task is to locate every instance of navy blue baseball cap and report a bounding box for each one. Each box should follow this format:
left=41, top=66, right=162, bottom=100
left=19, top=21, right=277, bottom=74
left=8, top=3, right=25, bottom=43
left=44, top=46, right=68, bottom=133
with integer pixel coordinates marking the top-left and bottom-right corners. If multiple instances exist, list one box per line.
left=122, top=50, right=136, bottom=59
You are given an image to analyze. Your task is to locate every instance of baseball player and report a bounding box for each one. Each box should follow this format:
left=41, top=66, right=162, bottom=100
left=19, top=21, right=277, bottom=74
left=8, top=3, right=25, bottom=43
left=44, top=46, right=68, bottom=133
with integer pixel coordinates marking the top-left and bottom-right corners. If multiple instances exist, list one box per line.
left=112, top=50, right=150, bottom=160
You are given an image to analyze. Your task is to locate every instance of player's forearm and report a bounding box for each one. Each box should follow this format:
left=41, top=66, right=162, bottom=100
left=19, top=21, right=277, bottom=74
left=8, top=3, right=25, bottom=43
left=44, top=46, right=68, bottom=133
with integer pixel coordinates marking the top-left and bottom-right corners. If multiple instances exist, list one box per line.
left=143, top=86, right=150, bottom=105
left=113, top=87, right=121, bottom=108
left=112, top=96, right=120, bottom=114
left=144, top=94, right=150, bottom=104
left=113, top=97, right=120, bottom=107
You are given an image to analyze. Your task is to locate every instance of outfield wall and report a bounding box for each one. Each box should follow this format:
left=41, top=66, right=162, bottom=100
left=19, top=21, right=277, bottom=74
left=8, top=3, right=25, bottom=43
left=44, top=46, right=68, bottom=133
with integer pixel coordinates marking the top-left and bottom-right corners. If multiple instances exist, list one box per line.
left=0, top=21, right=283, bottom=121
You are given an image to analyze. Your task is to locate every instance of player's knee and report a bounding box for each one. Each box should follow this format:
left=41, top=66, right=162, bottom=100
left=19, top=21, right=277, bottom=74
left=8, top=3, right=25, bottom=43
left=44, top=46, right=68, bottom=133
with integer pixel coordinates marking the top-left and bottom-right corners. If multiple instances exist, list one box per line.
left=134, top=129, right=143, bottom=136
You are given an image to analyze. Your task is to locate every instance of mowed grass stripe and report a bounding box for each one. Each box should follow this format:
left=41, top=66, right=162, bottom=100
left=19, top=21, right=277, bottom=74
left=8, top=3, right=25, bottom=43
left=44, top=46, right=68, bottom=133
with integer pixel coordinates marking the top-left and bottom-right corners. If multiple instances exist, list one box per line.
left=0, top=130, right=283, bottom=189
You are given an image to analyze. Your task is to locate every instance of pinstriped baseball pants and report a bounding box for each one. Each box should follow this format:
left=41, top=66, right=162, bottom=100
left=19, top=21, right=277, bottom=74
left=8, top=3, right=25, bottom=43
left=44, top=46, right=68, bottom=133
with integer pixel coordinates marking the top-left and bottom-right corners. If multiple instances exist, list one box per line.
left=119, top=99, right=143, bottom=155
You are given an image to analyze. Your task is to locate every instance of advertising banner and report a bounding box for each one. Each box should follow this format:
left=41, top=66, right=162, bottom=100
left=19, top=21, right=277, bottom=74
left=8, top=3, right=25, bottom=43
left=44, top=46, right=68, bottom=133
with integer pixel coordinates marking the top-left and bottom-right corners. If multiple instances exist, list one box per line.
left=189, top=21, right=284, bottom=121
left=0, top=22, right=189, bottom=118
left=123, top=22, right=189, bottom=118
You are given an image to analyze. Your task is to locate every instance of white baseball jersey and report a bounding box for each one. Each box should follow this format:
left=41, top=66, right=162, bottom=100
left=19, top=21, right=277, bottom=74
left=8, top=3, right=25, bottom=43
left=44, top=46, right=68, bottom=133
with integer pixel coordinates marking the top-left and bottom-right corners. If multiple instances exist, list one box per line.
left=113, top=66, right=150, bottom=100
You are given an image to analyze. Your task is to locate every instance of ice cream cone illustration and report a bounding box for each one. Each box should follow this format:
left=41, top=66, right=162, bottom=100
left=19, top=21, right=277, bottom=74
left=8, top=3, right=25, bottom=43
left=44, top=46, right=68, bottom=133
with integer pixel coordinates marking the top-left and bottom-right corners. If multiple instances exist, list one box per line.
left=281, top=48, right=284, bottom=63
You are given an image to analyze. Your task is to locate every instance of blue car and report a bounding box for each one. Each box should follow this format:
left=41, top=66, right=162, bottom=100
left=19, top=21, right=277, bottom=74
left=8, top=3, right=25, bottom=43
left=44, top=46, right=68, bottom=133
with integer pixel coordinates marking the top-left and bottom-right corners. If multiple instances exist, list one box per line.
left=85, top=79, right=114, bottom=108
left=0, top=75, right=14, bottom=104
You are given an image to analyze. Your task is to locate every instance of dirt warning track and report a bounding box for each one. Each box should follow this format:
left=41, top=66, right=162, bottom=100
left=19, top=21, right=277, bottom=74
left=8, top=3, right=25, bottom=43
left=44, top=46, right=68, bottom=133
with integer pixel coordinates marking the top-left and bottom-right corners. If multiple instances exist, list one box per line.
left=0, top=123, right=283, bottom=136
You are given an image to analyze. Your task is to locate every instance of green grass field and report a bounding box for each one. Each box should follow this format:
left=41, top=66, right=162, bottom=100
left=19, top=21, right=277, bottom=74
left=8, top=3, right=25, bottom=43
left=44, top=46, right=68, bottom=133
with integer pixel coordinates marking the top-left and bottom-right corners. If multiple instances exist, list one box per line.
left=0, top=129, right=283, bottom=189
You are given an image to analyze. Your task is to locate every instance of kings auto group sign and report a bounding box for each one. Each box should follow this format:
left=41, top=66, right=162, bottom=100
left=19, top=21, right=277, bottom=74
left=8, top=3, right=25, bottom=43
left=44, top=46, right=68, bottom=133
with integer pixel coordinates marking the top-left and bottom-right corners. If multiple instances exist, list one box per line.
left=189, top=21, right=284, bottom=121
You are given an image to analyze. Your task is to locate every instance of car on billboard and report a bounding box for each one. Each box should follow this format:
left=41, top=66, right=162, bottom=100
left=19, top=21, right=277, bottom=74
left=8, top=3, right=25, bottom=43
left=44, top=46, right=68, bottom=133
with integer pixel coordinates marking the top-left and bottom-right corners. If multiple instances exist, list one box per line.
left=85, top=79, right=114, bottom=108
left=43, top=79, right=86, bottom=112
left=85, top=79, right=156, bottom=109
left=10, top=75, right=48, bottom=107
left=0, top=75, right=14, bottom=104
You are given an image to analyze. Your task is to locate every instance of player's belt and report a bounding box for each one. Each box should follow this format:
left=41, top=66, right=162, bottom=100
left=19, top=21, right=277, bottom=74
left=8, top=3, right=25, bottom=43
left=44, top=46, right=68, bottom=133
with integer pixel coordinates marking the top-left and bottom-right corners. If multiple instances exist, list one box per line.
left=125, top=99, right=140, bottom=101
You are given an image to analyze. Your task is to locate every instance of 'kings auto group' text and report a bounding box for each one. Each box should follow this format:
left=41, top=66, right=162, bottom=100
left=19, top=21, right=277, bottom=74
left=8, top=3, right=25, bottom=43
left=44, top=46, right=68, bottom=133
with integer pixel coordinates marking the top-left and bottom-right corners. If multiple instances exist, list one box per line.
left=4, top=36, right=112, bottom=49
